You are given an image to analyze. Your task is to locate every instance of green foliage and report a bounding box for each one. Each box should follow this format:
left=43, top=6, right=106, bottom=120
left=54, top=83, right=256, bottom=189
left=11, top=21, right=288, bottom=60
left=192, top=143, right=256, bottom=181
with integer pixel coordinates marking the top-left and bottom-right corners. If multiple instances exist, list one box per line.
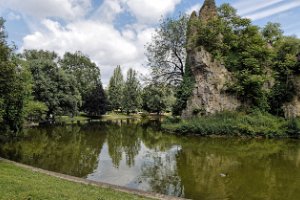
left=24, top=101, right=48, bottom=122
left=0, top=18, right=26, bottom=133
left=122, top=69, right=141, bottom=114
left=262, top=22, right=283, bottom=45
left=59, top=51, right=101, bottom=110
left=108, top=66, right=124, bottom=111
left=163, top=112, right=288, bottom=137
left=24, top=50, right=82, bottom=119
left=187, top=3, right=300, bottom=113
left=82, top=83, right=107, bottom=116
left=172, top=64, right=195, bottom=116
left=269, top=36, right=300, bottom=115
left=286, top=118, right=300, bottom=137
left=142, top=82, right=172, bottom=114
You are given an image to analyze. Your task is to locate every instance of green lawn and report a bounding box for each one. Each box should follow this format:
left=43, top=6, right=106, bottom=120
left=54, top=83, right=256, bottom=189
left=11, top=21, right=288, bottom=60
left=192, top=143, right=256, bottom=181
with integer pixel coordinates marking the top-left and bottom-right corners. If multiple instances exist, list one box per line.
left=57, top=113, right=142, bottom=125
left=0, top=161, right=152, bottom=200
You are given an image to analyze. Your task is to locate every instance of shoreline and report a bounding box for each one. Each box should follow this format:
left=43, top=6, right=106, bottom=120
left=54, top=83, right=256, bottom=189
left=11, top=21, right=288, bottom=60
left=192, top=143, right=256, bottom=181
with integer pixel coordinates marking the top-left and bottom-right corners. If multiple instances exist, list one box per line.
left=0, top=158, right=187, bottom=200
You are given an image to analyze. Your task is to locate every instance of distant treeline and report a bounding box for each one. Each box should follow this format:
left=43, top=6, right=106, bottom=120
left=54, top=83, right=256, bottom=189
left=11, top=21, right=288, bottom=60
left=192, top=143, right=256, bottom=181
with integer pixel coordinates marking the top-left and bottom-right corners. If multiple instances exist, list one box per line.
left=0, top=17, right=175, bottom=134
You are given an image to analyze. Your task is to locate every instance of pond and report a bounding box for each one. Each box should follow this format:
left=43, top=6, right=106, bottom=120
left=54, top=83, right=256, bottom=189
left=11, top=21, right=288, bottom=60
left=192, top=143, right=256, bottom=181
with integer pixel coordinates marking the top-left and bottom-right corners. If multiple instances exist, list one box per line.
left=1, top=119, right=300, bottom=200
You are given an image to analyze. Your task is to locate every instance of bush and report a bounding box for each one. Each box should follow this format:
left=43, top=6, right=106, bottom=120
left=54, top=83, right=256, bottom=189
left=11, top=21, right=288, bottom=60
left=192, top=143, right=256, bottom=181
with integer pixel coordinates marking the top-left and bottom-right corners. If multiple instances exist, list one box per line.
left=24, top=101, right=48, bottom=122
left=286, top=118, right=300, bottom=138
left=162, top=112, right=288, bottom=137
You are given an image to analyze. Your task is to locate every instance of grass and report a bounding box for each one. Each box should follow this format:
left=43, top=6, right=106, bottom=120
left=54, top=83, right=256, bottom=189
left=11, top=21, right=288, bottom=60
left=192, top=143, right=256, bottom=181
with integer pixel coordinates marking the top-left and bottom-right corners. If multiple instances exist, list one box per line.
left=0, top=160, right=152, bottom=200
left=101, top=113, right=142, bottom=121
left=162, top=112, right=300, bottom=138
left=57, top=112, right=170, bottom=124
left=57, top=113, right=142, bottom=125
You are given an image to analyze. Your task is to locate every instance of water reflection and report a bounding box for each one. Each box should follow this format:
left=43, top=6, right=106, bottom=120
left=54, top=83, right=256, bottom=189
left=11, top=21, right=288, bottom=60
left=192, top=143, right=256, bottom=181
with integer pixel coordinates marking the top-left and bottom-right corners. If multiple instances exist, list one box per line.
left=1, top=120, right=300, bottom=200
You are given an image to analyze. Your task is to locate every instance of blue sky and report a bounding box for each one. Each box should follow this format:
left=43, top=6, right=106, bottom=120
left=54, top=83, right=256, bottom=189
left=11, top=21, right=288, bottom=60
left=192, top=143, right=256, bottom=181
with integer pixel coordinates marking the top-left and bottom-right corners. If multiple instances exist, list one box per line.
left=1, top=0, right=300, bottom=84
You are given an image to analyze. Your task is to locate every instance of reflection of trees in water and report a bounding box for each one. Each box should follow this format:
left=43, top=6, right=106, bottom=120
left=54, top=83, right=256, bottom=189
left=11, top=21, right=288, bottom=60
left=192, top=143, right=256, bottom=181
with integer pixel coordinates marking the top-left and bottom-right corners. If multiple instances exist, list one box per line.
left=139, top=124, right=180, bottom=152
left=1, top=121, right=300, bottom=200
left=0, top=124, right=107, bottom=177
left=138, top=149, right=183, bottom=197
left=176, top=138, right=300, bottom=200
left=106, top=120, right=141, bottom=168
left=135, top=124, right=184, bottom=197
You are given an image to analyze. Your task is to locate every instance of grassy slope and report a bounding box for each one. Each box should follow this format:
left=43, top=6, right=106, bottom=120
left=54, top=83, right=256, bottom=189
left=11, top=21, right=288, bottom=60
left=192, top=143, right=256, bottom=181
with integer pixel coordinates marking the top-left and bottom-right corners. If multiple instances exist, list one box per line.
left=0, top=161, right=151, bottom=200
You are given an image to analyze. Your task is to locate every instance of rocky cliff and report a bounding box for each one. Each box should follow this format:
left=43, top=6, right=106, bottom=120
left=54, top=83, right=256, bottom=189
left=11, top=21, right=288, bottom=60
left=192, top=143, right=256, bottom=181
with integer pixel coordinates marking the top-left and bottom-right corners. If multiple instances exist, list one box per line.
left=283, top=75, right=300, bottom=118
left=182, top=0, right=241, bottom=118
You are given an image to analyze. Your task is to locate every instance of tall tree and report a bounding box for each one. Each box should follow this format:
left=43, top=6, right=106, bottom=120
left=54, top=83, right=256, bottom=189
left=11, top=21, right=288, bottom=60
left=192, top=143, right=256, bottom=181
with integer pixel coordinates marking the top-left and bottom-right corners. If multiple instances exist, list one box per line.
left=108, top=66, right=124, bottom=111
left=83, top=83, right=107, bottom=116
left=23, top=50, right=81, bottom=120
left=262, top=22, right=283, bottom=46
left=0, top=18, right=26, bottom=132
left=146, top=15, right=188, bottom=86
left=122, top=69, right=141, bottom=114
left=59, top=51, right=101, bottom=109
left=142, top=82, right=172, bottom=115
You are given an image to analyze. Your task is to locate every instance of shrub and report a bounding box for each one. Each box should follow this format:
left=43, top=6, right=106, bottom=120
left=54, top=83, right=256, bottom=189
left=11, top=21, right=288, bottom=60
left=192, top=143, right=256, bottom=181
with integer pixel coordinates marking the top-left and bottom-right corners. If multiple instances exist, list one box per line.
left=162, top=111, right=288, bottom=137
left=286, top=118, right=300, bottom=138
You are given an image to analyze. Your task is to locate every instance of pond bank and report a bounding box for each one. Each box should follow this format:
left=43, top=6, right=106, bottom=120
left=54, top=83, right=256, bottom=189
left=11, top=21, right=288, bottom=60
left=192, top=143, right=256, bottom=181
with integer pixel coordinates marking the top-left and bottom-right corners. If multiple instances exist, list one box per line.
left=0, top=158, right=186, bottom=200
left=163, top=112, right=300, bottom=138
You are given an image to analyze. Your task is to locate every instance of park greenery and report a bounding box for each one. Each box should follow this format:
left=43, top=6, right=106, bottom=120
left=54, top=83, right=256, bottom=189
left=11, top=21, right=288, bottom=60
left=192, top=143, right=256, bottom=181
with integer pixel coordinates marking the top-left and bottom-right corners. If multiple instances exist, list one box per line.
left=0, top=17, right=174, bottom=134
left=1, top=2, right=300, bottom=137
left=163, top=111, right=300, bottom=138
left=147, top=3, right=300, bottom=137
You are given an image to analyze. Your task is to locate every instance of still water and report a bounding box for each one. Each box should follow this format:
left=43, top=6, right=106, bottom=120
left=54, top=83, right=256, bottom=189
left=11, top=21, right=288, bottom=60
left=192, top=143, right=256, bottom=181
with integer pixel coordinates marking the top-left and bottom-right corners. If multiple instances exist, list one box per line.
left=1, top=119, right=300, bottom=200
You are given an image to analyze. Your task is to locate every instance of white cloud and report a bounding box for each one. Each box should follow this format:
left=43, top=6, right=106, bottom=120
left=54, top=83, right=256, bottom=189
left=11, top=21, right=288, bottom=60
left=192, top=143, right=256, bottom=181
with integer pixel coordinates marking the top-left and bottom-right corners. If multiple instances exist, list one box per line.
left=245, top=1, right=300, bottom=21
left=234, top=0, right=285, bottom=15
left=126, top=0, right=182, bottom=24
left=22, top=19, right=155, bottom=84
left=1, top=0, right=182, bottom=84
left=92, top=0, right=124, bottom=23
left=0, top=0, right=91, bottom=20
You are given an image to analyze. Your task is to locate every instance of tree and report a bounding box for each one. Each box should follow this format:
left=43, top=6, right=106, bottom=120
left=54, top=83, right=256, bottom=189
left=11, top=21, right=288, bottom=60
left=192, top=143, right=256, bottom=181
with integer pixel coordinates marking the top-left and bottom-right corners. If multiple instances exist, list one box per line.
left=24, top=101, right=48, bottom=122
left=262, top=22, right=283, bottom=46
left=83, top=83, right=107, bottom=116
left=142, top=82, right=171, bottom=115
left=108, top=66, right=124, bottom=111
left=269, top=36, right=300, bottom=115
left=122, top=69, right=141, bottom=114
left=59, top=51, right=101, bottom=110
left=196, top=4, right=272, bottom=110
left=23, top=50, right=81, bottom=120
left=146, top=15, right=188, bottom=86
left=0, top=18, right=26, bottom=132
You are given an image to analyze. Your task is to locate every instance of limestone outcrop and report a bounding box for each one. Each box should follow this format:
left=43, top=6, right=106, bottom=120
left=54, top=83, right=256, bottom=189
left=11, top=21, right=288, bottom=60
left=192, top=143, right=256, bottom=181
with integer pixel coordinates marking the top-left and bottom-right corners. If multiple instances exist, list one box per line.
left=182, top=0, right=241, bottom=118
left=283, top=75, right=300, bottom=118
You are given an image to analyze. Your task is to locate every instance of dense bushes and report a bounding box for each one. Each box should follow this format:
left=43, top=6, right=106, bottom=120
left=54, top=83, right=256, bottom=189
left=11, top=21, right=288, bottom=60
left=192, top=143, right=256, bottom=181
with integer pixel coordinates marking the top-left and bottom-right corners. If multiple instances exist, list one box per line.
left=163, top=112, right=300, bottom=138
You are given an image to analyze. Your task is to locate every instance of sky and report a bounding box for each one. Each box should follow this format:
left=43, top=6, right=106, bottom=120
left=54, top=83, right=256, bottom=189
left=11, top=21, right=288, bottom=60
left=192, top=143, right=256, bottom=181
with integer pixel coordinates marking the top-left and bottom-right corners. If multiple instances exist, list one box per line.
left=1, top=0, right=300, bottom=85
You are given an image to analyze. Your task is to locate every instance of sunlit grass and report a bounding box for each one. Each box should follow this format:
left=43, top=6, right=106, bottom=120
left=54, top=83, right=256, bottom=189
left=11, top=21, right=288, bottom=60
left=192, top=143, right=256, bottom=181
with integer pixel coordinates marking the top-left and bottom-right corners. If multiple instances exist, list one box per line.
left=0, top=161, right=152, bottom=200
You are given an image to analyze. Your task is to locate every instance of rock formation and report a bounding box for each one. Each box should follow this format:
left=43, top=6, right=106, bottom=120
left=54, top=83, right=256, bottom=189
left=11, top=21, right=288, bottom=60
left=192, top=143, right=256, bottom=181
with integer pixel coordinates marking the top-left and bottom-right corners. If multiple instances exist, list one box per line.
left=182, top=0, right=241, bottom=118
left=283, top=76, right=300, bottom=118
left=199, top=0, right=218, bottom=21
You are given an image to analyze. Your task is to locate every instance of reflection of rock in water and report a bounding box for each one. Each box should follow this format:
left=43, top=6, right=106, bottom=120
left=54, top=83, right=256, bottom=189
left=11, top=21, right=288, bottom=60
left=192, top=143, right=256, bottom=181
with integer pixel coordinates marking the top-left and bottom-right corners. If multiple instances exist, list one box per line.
left=176, top=138, right=300, bottom=200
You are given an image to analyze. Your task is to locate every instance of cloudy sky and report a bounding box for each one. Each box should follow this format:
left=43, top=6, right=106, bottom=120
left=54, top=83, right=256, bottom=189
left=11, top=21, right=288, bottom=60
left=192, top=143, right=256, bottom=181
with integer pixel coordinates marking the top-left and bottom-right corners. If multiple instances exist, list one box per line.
left=1, top=0, right=300, bottom=85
